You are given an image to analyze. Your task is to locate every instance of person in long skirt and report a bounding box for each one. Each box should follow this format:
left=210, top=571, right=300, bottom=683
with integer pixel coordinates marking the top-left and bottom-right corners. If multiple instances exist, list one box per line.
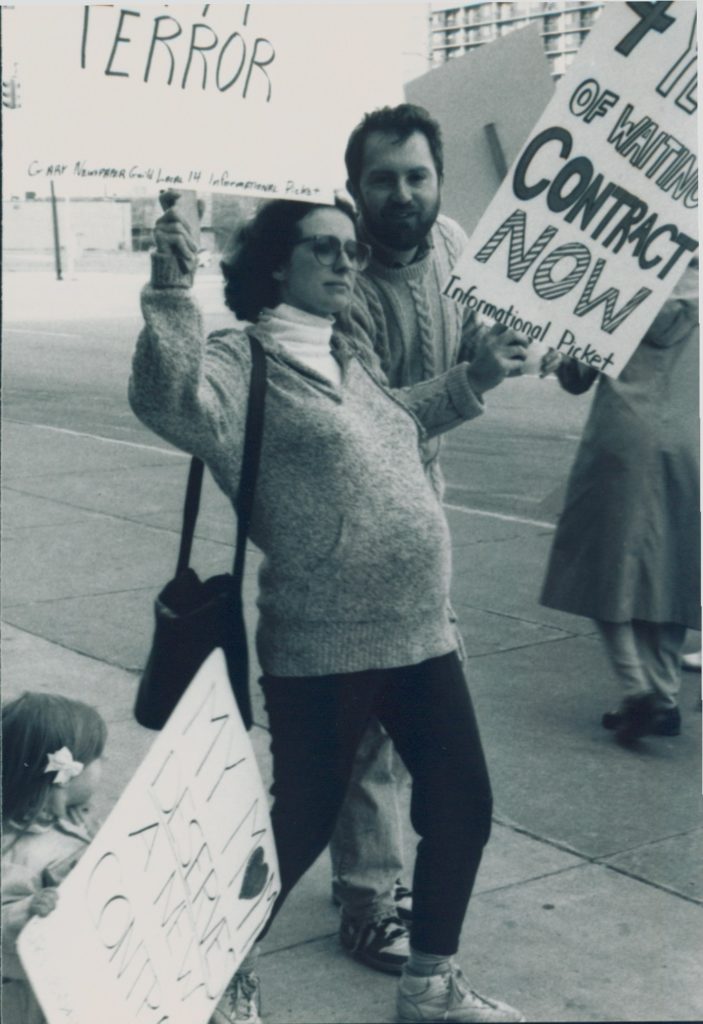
left=541, top=261, right=699, bottom=745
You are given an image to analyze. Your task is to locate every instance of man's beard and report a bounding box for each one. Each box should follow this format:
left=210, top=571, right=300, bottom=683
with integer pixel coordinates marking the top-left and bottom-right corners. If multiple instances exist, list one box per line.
left=360, top=194, right=441, bottom=252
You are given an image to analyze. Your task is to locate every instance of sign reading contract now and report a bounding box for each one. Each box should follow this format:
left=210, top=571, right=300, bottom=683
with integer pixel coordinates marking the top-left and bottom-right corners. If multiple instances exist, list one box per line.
left=3, top=4, right=404, bottom=201
left=18, top=650, right=279, bottom=1024
left=445, top=1, right=698, bottom=377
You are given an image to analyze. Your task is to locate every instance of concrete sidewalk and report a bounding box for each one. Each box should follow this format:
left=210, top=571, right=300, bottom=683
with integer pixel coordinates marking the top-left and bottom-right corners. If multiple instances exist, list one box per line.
left=2, top=413, right=702, bottom=1023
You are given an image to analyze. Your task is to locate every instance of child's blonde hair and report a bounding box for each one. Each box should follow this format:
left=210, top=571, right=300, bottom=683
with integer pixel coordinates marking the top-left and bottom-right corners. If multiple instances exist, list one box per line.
left=2, top=692, right=107, bottom=827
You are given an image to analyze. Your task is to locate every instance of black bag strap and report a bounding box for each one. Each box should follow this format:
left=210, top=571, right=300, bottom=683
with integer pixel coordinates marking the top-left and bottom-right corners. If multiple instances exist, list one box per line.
left=176, top=336, right=267, bottom=581
left=175, top=457, right=205, bottom=574
left=232, top=336, right=267, bottom=582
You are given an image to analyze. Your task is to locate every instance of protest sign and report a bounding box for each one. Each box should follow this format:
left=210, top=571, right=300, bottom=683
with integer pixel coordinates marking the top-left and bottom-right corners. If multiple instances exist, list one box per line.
left=3, top=3, right=405, bottom=201
left=406, top=25, right=554, bottom=235
left=444, top=1, right=698, bottom=377
left=18, top=650, right=279, bottom=1024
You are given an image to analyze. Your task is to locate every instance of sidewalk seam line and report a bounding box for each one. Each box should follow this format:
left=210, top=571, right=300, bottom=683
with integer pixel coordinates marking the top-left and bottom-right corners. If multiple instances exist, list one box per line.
left=462, top=634, right=586, bottom=660
left=458, top=603, right=596, bottom=636
left=0, top=621, right=142, bottom=675
left=3, top=483, right=242, bottom=551
left=3, top=418, right=186, bottom=456
left=492, top=817, right=703, bottom=906
left=600, top=862, right=703, bottom=906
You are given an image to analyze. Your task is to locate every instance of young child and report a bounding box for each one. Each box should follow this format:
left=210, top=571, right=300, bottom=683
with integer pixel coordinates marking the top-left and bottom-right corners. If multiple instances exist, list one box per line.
left=2, top=692, right=107, bottom=1024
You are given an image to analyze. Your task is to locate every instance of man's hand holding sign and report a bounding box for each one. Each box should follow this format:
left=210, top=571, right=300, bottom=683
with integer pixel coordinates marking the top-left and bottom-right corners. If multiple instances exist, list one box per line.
left=466, top=324, right=530, bottom=393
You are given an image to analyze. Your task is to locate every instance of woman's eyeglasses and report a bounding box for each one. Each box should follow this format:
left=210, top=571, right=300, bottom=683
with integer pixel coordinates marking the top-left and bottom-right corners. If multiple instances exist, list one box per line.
left=293, top=235, right=371, bottom=271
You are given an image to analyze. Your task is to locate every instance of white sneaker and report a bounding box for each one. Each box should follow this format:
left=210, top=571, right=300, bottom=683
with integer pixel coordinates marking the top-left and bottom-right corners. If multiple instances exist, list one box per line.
left=397, top=963, right=526, bottom=1023
left=211, top=970, right=262, bottom=1024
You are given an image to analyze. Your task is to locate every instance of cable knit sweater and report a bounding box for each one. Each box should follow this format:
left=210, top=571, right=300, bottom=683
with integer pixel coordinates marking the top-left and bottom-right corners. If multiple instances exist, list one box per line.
left=129, top=256, right=487, bottom=677
left=341, top=214, right=488, bottom=494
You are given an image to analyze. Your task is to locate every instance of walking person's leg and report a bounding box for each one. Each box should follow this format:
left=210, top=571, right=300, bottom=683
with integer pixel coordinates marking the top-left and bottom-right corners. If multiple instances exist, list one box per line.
left=377, top=652, right=524, bottom=1023
left=597, top=620, right=650, bottom=703
left=330, top=718, right=411, bottom=973
left=261, top=672, right=381, bottom=916
left=597, top=619, right=658, bottom=744
left=597, top=620, right=685, bottom=742
left=212, top=671, right=380, bottom=1024
left=633, top=620, right=686, bottom=734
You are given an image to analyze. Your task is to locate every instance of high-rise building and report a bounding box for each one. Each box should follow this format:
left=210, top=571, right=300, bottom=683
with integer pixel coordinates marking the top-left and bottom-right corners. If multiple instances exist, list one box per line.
left=430, top=1, right=604, bottom=79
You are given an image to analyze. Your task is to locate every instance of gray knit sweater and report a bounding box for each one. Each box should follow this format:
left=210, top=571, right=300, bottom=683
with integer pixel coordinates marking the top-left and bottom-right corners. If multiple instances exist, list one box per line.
left=129, top=258, right=486, bottom=677
left=341, top=214, right=488, bottom=494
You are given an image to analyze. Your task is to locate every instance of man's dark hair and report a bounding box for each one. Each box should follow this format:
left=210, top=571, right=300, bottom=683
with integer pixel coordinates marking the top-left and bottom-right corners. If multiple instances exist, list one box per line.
left=221, top=196, right=356, bottom=323
left=344, top=103, right=444, bottom=192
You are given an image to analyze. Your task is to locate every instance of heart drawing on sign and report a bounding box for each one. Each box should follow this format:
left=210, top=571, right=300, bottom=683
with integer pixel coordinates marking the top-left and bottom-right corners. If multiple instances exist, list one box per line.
left=239, top=846, right=270, bottom=900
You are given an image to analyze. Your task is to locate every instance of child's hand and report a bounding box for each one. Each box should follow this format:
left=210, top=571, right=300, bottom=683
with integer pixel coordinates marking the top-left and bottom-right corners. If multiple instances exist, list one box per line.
left=30, top=888, right=59, bottom=918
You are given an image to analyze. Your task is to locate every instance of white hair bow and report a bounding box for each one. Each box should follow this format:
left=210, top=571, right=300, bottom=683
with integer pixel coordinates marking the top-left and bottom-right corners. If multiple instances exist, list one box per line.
left=44, top=747, right=84, bottom=786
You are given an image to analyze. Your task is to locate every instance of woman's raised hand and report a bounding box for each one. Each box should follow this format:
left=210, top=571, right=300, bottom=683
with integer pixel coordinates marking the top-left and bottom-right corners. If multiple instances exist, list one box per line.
left=154, top=190, right=199, bottom=275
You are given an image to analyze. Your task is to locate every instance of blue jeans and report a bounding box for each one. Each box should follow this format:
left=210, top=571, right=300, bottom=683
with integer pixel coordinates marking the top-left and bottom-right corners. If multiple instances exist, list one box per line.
left=329, top=717, right=407, bottom=919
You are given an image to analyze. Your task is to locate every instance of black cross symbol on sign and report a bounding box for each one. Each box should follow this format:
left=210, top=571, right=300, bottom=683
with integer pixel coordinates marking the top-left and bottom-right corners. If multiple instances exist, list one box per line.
left=616, top=2, right=676, bottom=57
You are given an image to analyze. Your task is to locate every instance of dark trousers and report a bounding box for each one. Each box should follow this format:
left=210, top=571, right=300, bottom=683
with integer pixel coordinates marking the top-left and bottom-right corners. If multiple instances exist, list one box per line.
left=259, top=652, right=493, bottom=955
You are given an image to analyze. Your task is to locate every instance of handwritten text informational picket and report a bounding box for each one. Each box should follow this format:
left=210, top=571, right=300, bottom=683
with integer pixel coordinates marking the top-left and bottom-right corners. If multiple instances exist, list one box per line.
left=18, top=650, right=279, bottom=1024
left=445, top=1, right=698, bottom=377
left=3, top=4, right=405, bottom=201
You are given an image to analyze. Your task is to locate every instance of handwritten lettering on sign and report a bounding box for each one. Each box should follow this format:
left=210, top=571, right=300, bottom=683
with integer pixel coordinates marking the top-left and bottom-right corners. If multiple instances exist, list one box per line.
left=19, top=651, right=279, bottom=1024
left=446, top=1, right=698, bottom=377
left=79, top=5, right=275, bottom=102
left=4, top=5, right=405, bottom=200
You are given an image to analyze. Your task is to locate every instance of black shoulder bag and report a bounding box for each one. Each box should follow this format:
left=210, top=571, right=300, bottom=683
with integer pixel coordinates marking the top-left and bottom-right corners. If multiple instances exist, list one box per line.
left=134, top=336, right=267, bottom=730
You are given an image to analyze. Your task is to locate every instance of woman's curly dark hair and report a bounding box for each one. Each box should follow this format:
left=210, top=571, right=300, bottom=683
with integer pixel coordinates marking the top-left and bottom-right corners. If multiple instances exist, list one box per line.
left=221, top=197, right=357, bottom=323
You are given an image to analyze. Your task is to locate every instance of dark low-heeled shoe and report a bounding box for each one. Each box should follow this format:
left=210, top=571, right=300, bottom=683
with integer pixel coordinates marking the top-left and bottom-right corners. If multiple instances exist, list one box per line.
left=602, top=709, right=622, bottom=730
left=652, top=707, right=681, bottom=736
left=615, top=694, right=659, bottom=745
left=602, top=704, right=681, bottom=736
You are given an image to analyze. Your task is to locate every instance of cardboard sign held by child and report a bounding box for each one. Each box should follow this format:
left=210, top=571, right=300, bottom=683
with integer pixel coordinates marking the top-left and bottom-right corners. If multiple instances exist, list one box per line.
left=18, top=650, right=279, bottom=1024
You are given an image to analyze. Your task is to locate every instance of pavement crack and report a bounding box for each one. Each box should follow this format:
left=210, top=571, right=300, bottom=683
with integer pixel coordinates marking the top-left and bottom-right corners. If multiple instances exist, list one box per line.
left=3, top=584, right=169, bottom=609
left=458, top=603, right=597, bottom=637
left=601, top=862, right=702, bottom=906
left=492, top=816, right=702, bottom=906
left=260, top=932, right=339, bottom=959
left=0, top=621, right=143, bottom=676
left=462, top=634, right=585, bottom=660
left=4, top=483, right=237, bottom=551
left=597, top=824, right=703, bottom=859
left=452, top=532, right=525, bottom=546
left=475, top=862, right=590, bottom=898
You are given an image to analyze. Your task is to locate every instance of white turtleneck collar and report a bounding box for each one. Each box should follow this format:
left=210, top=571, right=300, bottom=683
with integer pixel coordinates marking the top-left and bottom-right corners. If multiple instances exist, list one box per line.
left=257, top=304, right=341, bottom=386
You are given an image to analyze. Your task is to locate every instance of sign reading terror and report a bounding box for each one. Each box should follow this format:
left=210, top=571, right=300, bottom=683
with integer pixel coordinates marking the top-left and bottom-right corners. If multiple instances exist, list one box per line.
left=3, top=4, right=404, bottom=201
left=445, top=1, right=698, bottom=377
left=18, top=650, right=279, bottom=1024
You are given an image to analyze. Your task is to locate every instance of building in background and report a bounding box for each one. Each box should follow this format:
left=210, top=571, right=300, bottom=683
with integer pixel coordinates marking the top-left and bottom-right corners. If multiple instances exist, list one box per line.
left=430, top=1, right=603, bottom=79
left=3, top=195, right=132, bottom=254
